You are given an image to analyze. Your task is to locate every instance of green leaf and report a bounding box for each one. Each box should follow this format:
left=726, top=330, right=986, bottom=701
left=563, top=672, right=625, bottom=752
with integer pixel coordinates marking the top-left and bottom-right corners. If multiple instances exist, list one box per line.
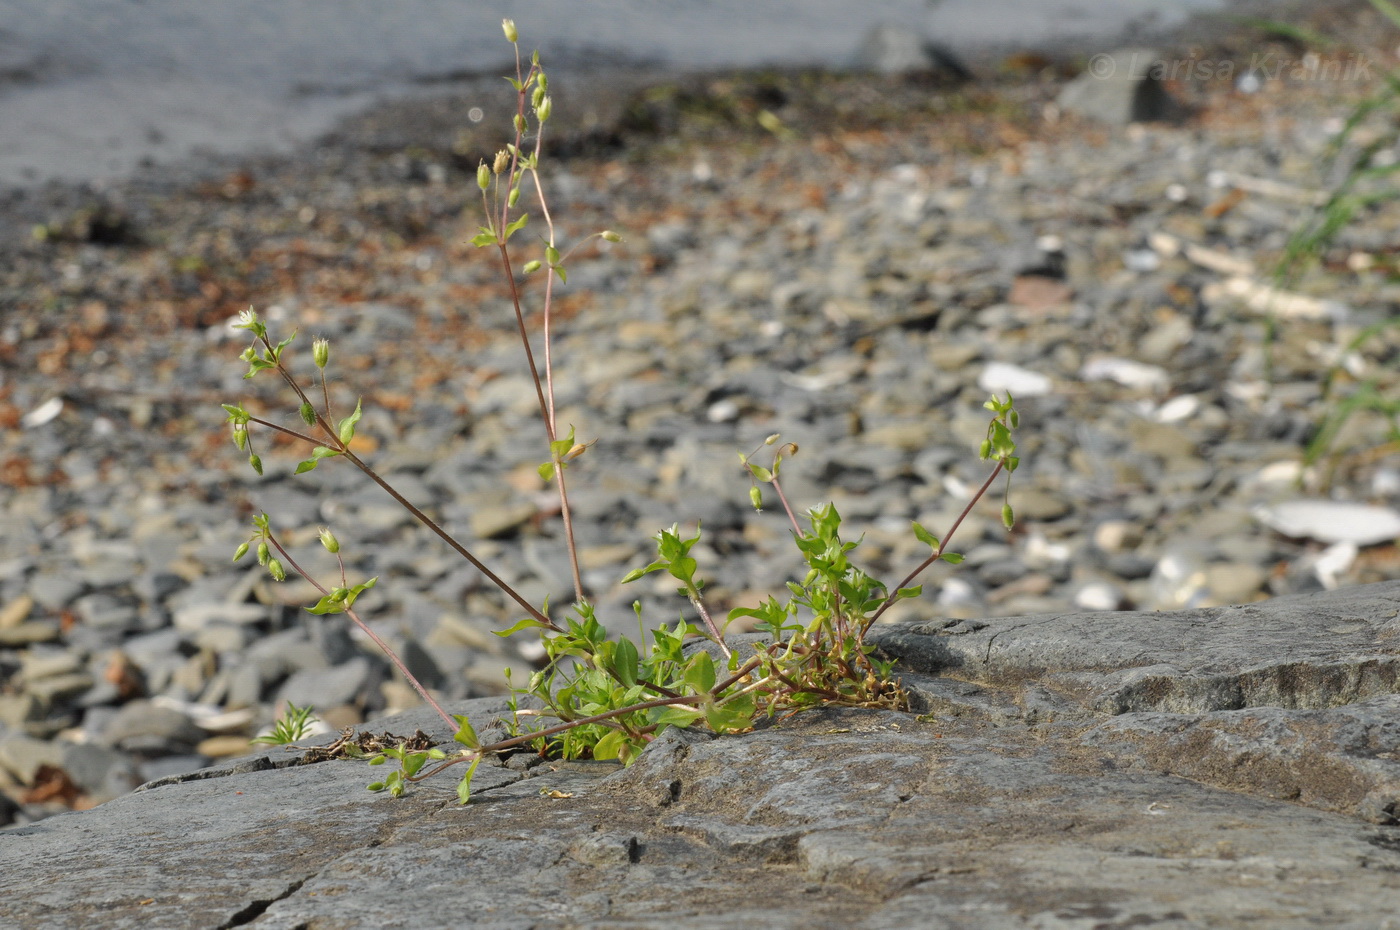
left=613, top=637, right=639, bottom=688
left=453, top=715, right=480, bottom=749
left=591, top=729, right=628, bottom=762
left=911, top=522, right=939, bottom=549
left=470, top=230, right=497, bottom=248
left=652, top=706, right=704, bottom=728
left=494, top=617, right=548, bottom=637
left=684, top=651, right=716, bottom=695
left=940, top=552, right=965, bottom=564
left=746, top=463, right=773, bottom=482
left=337, top=398, right=363, bottom=445
left=503, top=214, right=529, bottom=240
left=555, top=265, right=567, bottom=284
left=457, top=757, right=481, bottom=804
left=706, top=692, right=756, bottom=733
left=621, top=560, right=667, bottom=584
left=895, top=585, right=923, bottom=600
left=306, top=593, right=346, bottom=615
left=538, top=461, right=556, bottom=482
left=297, top=445, right=341, bottom=474
left=667, top=556, right=697, bottom=586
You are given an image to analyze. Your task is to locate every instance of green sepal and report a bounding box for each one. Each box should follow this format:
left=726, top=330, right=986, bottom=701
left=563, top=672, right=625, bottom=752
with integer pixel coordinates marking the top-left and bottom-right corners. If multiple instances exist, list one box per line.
left=337, top=398, right=363, bottom=445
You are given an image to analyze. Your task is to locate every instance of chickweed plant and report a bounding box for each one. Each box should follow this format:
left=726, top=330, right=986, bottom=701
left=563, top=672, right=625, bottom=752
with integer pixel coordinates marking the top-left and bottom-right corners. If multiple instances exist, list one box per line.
left=222, top=22, right=1022, bottom=804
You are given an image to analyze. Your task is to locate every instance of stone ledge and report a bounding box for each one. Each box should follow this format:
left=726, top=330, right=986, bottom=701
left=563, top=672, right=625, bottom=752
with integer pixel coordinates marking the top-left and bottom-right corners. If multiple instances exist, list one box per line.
left=2, top=584, right=1399, bottom=928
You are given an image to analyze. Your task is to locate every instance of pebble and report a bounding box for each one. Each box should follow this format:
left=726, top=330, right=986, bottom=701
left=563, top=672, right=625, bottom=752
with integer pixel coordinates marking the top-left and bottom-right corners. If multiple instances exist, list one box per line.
left=4, top=32, right=1400, bottom=827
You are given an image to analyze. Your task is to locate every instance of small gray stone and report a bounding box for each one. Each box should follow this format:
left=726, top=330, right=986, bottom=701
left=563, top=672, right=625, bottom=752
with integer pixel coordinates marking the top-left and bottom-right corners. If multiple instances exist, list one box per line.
left=172, top=602, right=270, bottom=632
left=276, top=657, right=374, bottom=709
left=27, top=572, right=85, bottom=610
left=101, top=702, right=204, bottom=755
left=1058, top=48, right=1179, bottom=125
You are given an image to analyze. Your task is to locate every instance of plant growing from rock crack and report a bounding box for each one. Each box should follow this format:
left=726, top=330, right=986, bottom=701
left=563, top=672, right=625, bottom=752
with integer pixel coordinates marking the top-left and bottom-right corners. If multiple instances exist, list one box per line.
left=221, top=20, right=1022, bottom=803
left=252, top=701, right=320, bottom=746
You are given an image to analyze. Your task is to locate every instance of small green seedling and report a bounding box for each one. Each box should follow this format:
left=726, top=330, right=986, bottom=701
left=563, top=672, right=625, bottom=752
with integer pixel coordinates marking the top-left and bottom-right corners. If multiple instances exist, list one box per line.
left=252, top=702, right=319, bottom=746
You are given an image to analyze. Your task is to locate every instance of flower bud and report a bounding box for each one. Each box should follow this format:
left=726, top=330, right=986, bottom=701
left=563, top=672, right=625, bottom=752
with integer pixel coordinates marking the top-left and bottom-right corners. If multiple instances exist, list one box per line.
left=764, top=433, right=780, bottom=445
left=535, top=96, right=552, bottom=123
left=268, top=559, right=286, bottom=582
left=749, top=486, right=763, bottom=511
left=600, top=230, right=622, bottom=242
left=319, top=527, right=340, bottom=554
left=1002, top=503, right=1015, bottom=529
left=501, top=18, right=518, bottom=42
left=313, top=337, right=329, bottom=368
left=476, top=162, right=491, bottom=190
left=233, top=542, right=250, bottom=562
left=257, top=541, right=270, bottom=566
left=508, top=186, right=521, bottom=207
left=514, top=113, right=526, bottom=135
left=492, top=149, right=510, bottom=174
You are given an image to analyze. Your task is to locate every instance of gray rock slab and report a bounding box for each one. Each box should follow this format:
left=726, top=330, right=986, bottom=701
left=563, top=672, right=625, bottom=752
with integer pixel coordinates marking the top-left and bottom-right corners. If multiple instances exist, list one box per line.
left=6, top=586, right=1400, bottom=927
left=870, top=581, right=1400, bottom=713
left=1081, top=694, right=1400, bottom=824
left=5, top=704, right=1398, bottom=929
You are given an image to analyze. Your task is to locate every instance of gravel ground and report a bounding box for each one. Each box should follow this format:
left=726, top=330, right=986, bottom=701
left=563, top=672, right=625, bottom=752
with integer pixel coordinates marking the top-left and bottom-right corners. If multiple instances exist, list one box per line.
left=4, top=2, right=1400, bottom=826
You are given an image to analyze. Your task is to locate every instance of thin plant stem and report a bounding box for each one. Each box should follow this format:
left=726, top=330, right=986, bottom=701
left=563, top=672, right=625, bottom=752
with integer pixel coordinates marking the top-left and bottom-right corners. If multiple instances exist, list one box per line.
left=246, top=415, right=321, bottom=448
left=768, top=475, right=804, bottom=537
left=409, top=691, right=714, bottom=782
left=265, top=531, right=457, bottom=732
left=869, top=459, right=1006, bottom=625
left=687, top=592, right=732, bottom=659
left=257, top=337, right=557, bottom=630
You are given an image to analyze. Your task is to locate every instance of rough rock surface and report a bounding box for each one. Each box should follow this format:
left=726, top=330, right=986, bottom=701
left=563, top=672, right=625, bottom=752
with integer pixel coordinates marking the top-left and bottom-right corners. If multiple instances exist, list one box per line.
left=4, top=582, right=1400, bottom=928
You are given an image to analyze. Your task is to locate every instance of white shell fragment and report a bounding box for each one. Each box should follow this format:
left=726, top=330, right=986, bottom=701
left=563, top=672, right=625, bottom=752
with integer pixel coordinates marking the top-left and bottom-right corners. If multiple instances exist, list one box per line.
left=1253, top=500, right=1400, bottom=546
left=978, top=362, right=1052, bottom=397
left=1080, top=357, right=1170, bottom=392
left=21, top=396, right=64, bottom=428
left=1153, top=394, right=1200, bottom=423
